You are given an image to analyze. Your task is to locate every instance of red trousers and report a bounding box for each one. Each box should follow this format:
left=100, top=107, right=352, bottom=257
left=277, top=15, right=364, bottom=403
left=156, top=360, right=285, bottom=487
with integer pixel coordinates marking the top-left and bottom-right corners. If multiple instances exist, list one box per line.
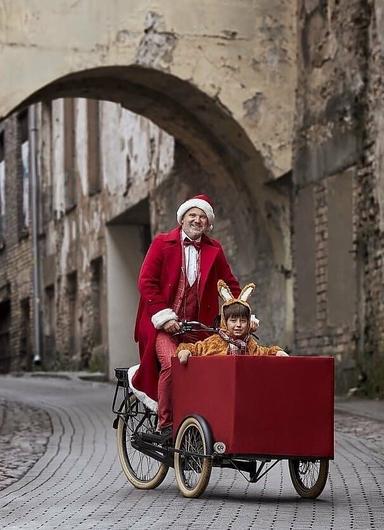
left=156, top=332, right=178, bottom=429
left=156, top=276, right=199, bottom=429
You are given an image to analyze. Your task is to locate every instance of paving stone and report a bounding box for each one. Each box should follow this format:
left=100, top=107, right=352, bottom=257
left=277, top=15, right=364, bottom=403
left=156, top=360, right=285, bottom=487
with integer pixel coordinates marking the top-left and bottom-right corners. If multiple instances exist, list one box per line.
left=0, top=375, right=383, bottom=529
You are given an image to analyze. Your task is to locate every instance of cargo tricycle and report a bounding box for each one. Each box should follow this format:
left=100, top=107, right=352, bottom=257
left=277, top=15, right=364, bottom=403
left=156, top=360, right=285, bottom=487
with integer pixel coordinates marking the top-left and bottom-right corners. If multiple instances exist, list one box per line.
left=112, top=323, right=334, bottom=499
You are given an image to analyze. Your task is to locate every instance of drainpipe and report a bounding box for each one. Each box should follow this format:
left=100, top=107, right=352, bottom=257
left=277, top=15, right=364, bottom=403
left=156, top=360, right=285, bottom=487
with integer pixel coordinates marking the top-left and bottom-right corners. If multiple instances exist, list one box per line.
left=29, top=105, right=43, bottom=366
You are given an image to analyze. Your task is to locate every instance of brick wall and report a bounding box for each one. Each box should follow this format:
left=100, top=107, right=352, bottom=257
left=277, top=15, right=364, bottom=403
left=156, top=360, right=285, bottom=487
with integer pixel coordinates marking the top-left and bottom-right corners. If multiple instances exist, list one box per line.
left=293, top=0, right=384, bottom=396
left=0, top=106, right=110, bottom=373
left=354, top=1, right=384, bottom=396
left=293, top=174, right=359, bottom=391
left=0, top=114, right=34, bottom=371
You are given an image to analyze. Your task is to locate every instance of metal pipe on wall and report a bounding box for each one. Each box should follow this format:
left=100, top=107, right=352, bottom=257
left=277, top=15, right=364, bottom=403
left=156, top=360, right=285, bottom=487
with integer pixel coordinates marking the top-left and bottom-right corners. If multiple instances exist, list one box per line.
left=29, top=104, right=43, bottom=365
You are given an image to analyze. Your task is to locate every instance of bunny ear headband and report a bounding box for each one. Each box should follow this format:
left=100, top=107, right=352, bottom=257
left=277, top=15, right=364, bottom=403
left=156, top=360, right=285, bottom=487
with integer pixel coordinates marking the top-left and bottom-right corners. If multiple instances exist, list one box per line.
left=217, top=279, right=256, bottom=307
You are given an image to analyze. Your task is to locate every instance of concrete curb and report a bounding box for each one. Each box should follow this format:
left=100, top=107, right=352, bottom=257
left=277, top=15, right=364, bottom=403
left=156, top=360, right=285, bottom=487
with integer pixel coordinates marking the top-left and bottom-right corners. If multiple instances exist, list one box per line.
left=7, top=370, right=107, bottom=383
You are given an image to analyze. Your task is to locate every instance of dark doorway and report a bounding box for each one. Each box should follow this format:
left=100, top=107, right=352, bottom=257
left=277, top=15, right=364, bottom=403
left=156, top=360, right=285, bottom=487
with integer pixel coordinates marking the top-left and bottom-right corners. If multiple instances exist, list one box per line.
left=0, top=300, right=11, bottom=373
left=20, top=298, right=32, bottom=371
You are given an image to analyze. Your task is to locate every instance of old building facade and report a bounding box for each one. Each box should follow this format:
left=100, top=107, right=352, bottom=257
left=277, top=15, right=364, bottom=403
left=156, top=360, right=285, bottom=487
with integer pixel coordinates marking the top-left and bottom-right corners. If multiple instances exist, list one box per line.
left=1, top=0, right=384, bottom=395
left=0, top=100, right=175, bottom=376
left=293, top=0, right=384, bottom=396
left=0, top=96, right=293, bottom=380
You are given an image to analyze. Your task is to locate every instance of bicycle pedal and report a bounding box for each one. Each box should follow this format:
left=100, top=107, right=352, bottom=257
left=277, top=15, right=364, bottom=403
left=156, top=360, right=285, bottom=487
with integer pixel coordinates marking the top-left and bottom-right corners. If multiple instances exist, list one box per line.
left=140, top=430, right=172, bottom=444
left=139, top=431, right=163, bottom=443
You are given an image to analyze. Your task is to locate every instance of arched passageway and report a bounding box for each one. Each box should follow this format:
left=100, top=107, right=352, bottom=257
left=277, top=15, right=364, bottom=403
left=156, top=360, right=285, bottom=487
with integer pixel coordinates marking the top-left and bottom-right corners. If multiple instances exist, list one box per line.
left=4, top=65, right=293, bottom=372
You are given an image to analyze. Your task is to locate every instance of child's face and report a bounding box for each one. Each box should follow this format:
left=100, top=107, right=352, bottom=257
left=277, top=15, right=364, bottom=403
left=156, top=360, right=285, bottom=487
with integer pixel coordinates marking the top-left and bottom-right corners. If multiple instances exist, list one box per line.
left=226, top=316, right=249, bottom=339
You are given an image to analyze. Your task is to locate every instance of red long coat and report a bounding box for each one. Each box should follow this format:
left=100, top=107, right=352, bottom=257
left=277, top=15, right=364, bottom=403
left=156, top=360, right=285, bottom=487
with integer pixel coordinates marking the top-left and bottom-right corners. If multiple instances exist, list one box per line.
left=132, top=226, right=240, bottom=401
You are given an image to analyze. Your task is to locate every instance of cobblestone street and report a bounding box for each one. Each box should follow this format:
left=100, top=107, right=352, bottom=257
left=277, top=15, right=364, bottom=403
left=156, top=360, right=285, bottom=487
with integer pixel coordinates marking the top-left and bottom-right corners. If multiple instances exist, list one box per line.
left=0, top=398, right=51, bottom=490
left=0, top=375, right=383, bottom=530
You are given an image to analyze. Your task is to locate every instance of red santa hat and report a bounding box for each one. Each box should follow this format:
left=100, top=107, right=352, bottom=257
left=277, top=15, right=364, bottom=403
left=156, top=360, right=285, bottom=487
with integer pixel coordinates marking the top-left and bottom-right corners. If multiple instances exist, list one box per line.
left=176, top=194, right=215, bottom=227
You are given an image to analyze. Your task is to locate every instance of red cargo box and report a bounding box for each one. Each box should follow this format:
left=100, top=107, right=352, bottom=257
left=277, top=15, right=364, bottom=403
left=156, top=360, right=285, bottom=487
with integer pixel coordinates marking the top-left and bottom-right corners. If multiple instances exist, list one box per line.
left=172, top=355, right=334, bottom=458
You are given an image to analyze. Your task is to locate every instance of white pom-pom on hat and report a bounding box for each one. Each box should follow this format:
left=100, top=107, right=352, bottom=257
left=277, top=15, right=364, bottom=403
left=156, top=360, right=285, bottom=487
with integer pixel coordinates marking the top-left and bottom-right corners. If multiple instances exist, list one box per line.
left=176, top=194, right=215, bottom=227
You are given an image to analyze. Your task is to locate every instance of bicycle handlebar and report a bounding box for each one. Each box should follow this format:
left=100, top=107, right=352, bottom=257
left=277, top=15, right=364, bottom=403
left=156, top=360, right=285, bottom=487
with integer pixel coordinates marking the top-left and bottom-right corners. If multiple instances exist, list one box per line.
left=172, top=320, right=218, bottom=335
left=173, top=320, right=260, bottom=341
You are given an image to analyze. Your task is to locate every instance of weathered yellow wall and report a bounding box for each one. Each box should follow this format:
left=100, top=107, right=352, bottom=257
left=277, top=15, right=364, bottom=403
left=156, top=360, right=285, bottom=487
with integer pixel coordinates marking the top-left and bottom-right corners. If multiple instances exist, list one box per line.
left=0, top=0, right=297, bottom=178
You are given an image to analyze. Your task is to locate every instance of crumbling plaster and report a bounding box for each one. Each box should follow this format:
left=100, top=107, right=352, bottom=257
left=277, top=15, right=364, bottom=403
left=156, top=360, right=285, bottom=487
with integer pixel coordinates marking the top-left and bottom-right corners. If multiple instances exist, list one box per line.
left=32, top=96, right=175, bottom=367
left=370, top=0, right=384, bottom=233
left=47, top=98, right=174, bottom=278
left=0, top=0, right=297, bottom=180
left=293, top=0, right=384, bottom=395
left=100, top=100, right=174, bottom=211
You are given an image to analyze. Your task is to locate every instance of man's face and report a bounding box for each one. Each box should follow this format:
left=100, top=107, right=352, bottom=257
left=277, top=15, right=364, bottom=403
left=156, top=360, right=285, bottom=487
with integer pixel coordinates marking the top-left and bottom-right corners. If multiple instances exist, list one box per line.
left=226, top=316, right=249, bottom=339
left=181, top=207, right=209, bottom=240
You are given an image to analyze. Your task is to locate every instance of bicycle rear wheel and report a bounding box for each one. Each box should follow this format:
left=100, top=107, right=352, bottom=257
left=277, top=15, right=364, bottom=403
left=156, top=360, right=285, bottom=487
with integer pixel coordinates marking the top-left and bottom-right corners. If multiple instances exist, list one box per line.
left=117, top=395, right=168, bottom=489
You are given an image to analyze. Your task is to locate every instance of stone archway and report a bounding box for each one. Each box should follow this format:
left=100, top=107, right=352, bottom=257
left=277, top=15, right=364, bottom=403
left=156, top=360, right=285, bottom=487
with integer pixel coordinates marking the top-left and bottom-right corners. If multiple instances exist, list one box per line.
left=1, top=1, right=296, bottom=353
left=11, top=64, right=291, bottom=346
left=0, top=1, right=296, bottom=180
left=20, top=65, right=268, bottom=187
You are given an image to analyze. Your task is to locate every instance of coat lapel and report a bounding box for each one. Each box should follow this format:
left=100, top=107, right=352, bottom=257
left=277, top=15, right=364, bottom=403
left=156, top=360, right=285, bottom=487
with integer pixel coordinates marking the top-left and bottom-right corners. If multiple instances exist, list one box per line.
left=163, top=227, right=182, bottom=287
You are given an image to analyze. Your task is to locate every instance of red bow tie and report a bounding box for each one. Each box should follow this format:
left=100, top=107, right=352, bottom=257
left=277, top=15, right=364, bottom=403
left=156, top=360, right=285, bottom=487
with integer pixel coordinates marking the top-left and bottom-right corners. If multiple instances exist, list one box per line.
left=183, top=239, right=201, bottom=250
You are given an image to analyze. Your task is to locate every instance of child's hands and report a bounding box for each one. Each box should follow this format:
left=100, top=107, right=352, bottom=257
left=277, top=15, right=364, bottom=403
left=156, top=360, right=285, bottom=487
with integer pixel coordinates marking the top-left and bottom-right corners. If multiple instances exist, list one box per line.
left=178, top=350, right=191, bottom=364
left=276, top=350, right=289, bottom=357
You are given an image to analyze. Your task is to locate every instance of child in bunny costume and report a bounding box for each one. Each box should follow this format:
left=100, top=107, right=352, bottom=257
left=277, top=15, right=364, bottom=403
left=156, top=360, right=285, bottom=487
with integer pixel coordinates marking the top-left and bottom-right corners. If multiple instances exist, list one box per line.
left=177, top=280, right=288, bottom=363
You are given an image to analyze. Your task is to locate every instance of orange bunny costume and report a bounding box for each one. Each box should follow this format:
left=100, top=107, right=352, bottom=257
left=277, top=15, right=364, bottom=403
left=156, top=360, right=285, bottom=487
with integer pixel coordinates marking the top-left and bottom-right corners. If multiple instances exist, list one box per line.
left=176, top=280, right=284, bottom=359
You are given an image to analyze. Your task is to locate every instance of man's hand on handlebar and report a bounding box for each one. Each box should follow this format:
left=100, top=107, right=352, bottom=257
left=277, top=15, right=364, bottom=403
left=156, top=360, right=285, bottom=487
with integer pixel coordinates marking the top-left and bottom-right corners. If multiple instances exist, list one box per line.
left=163, top=319, right=181, bottom=334
left=178, top=349, right=191, bottom=364
left=164, top=320, right=216, bottom=336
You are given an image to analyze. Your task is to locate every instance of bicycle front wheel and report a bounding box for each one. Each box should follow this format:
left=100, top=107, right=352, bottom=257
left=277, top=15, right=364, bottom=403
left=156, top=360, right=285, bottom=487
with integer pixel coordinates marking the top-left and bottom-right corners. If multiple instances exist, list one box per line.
left=288, top=458, right=329, bottom=498
left=174, top=416, right=212, bottom=498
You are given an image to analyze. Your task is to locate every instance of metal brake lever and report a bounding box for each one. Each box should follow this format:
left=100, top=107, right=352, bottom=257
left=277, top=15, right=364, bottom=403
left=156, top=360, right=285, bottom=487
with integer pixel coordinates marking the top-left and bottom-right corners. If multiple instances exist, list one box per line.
left=173, top=321, right=218, bottom=335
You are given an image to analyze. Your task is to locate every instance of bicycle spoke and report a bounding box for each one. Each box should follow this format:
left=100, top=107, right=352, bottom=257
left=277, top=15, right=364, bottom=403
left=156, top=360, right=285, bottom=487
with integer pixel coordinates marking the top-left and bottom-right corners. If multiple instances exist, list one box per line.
left=123, top=400, right=163, bottom=481
left=297, top=460, right=319, bottom=488
left=181, top=426, right=205, bottom=488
